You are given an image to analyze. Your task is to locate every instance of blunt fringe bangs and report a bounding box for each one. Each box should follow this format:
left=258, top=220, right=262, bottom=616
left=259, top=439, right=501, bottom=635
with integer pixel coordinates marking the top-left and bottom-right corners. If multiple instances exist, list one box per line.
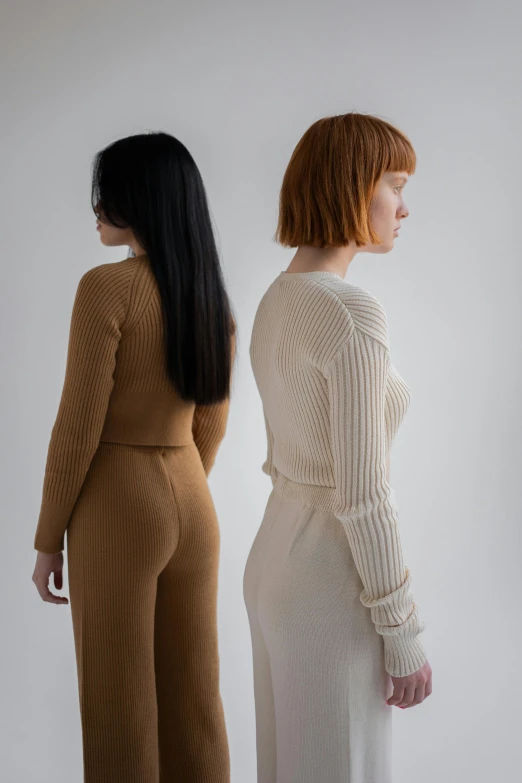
left=275, top=112, right=416, bottom=248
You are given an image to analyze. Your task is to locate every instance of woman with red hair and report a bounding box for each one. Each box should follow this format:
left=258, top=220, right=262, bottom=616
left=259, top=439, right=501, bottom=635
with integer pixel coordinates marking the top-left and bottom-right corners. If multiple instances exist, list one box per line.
left=244, top=112, right=432, bottom=782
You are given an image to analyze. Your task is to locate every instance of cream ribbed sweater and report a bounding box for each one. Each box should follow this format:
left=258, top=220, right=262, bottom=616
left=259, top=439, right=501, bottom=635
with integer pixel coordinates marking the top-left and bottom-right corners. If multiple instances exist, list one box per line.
left=249, top=270, right=427, bottom=678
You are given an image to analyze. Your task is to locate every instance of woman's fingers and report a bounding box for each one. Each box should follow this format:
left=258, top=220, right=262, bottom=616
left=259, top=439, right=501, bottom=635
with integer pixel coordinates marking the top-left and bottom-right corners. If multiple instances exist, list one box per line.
left=396, top=683, right=417, bottom=707
left=387, top=660, right=432, bottom=708
left=403, top=682, right=426, bottom=708
left=387, top=684, right=406, bottom=706
left=32, top=573, right=68, bottom=603
left=32, top=552, right=69, bottom=604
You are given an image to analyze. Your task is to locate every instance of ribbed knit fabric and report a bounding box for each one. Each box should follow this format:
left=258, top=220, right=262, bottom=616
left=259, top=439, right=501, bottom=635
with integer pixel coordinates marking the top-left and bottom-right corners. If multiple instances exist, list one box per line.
left=34, top=254, right=234, bottom=782
left=67, top=440, right=230, bottom=782
left=243, top=490, right=393, bottom=782
left=34, top=253, right=235, bottom=555
left=249, top=270, right=427, bottom=679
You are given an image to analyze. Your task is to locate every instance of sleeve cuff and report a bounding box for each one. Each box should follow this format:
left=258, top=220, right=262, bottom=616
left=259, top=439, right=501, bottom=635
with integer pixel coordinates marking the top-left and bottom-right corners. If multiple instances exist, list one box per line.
left=383, top=632, right=427, bottom=678
left=33, top=498, right=70, bottom=554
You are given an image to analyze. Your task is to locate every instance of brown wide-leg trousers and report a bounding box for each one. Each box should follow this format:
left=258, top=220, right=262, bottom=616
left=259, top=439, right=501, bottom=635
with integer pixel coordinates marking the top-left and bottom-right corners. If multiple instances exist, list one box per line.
left=66, top=440, right=230, bottom=783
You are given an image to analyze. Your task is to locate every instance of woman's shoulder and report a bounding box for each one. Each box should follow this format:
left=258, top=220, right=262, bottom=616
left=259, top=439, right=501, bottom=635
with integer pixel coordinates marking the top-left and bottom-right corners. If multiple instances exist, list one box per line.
left=79, top=254, right=143, bottom=288
left=311, top=275, right=390, bottom=350
left=260, top=273, right=390, bottom=370
left=78, top=257, right=143, bottom=296
left=73, top=255, right=145, bottom=329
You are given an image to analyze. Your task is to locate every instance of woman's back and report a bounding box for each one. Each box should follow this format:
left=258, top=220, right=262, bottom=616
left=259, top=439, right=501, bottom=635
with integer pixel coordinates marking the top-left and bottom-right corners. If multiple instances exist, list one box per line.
left=34, top=252, right=232, bottom=554
left=97, top=254, right=198, bottom=446
left=32, top=130, right=236, bottom=782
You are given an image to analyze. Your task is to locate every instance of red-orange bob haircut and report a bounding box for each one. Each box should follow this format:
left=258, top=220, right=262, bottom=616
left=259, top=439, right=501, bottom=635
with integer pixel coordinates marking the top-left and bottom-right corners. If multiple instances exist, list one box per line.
left=275, top=112, right=416, bottom=248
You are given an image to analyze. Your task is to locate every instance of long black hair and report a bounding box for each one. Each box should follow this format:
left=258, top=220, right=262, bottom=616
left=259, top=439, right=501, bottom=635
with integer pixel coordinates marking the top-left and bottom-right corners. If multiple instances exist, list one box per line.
left=91, top=131, right=236, bottom=405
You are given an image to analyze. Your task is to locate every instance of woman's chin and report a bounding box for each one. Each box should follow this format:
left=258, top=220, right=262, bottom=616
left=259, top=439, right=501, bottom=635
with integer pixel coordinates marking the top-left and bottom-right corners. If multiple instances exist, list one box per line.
left=370, top=242, right=394, bottom=255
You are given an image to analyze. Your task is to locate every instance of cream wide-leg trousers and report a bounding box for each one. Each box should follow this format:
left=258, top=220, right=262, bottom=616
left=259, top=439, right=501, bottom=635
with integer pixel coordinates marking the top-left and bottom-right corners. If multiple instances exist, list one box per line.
left=243, top=484, right=394, bottom=783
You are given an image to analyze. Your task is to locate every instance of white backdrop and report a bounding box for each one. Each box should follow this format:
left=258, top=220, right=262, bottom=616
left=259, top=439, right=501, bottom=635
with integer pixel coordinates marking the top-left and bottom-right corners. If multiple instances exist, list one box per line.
left=2, top=0, right=521, bottom=780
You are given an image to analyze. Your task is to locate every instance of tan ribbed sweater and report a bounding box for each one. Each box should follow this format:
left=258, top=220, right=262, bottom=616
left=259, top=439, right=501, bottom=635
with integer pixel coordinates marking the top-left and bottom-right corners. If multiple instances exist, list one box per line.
left=34, top=254, right=234, bottom=555
left=249, top=270, right=427, bottom=678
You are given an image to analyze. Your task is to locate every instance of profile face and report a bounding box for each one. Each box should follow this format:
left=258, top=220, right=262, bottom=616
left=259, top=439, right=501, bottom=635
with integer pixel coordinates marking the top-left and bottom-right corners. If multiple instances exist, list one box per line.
left=94, top=201, right=132, bottom=247
left=364, top=170, right=410, bottom=254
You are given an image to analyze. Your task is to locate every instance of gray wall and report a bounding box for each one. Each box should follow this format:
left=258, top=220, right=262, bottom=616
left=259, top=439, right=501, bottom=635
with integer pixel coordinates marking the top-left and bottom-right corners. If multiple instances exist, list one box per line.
left=2, top=0, right=521, bottom=780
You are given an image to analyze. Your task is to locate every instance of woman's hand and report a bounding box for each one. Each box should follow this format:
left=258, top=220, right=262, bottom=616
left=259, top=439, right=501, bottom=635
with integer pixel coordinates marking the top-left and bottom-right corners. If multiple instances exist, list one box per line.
left=387, top=659, right=432, bottom=708
left=32, top=551, right=69, bottom=605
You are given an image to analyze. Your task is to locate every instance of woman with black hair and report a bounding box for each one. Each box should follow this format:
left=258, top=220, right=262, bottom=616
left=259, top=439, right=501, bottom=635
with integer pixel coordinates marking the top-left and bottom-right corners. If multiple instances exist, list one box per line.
left=31, top=132, right=236, bottom=782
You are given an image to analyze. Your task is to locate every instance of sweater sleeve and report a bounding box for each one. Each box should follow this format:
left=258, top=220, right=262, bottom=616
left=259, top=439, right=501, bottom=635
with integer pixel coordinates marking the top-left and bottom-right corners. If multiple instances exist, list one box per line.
left=324, top=327, right=427, bottom=678
left=34, top=264, right=135, bottom=554
left=191, top=325, right=236, bottom=477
